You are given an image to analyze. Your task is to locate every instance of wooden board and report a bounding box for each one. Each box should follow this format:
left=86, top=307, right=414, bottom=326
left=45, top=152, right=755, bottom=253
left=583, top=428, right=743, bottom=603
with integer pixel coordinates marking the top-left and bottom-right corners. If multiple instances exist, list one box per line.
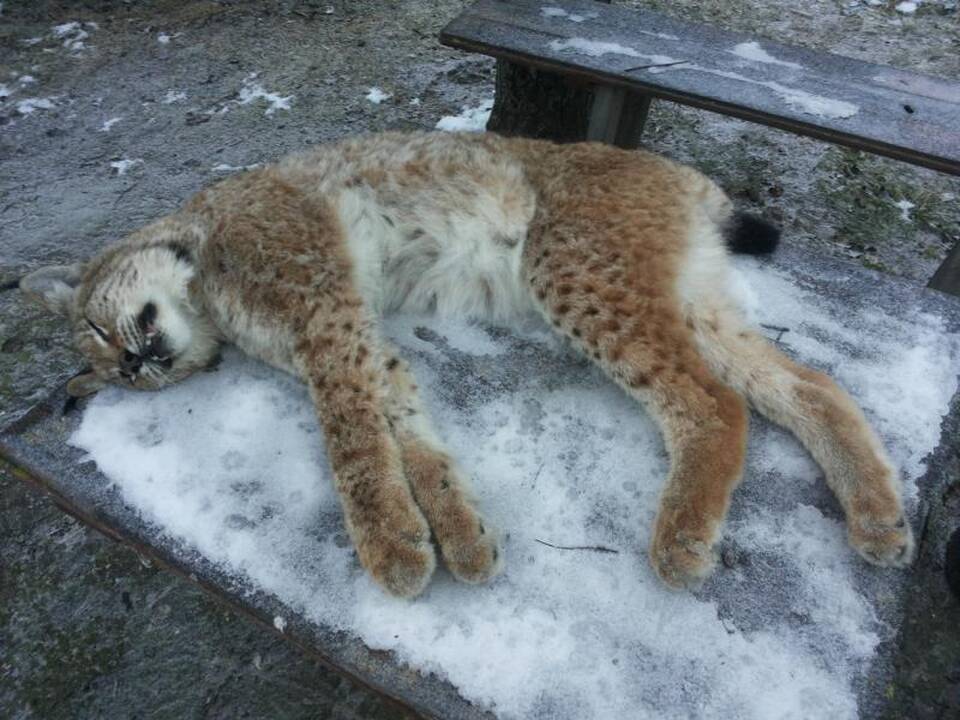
left=441, top=0, right=960, bottom=175
left=3, top=246, right=960, bottom=719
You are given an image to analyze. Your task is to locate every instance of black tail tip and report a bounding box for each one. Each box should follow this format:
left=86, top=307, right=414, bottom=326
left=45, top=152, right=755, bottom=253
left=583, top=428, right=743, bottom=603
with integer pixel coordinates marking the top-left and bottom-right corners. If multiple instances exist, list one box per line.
left=725, top=212, right=781, bottom=255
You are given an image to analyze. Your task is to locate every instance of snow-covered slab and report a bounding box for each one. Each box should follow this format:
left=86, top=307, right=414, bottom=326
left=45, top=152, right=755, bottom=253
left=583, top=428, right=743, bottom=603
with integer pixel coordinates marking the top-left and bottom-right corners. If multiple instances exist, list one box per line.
left=441, top=0, right=960, bottom=175
left=3, top=246, right=960, bottom=720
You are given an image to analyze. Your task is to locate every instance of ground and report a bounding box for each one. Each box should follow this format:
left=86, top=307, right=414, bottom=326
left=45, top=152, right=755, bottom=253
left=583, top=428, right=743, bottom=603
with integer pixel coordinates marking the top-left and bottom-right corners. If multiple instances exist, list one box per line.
left=0, top=0, right=958, bottom=718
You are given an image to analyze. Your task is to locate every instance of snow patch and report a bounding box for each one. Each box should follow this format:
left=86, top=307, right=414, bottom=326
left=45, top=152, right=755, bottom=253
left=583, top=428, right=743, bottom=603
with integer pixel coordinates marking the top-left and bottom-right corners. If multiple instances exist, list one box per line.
left=729, top=41, right=802, bottom=69
left=99, top=117, right=122, bottom=132
left=110, top=158, right=142, bottom=176
left=238, top=74, right=293, bottom=116
left=895, top=199, right=915, bottom=222
left=52, top=21, right=95, bottom=53
left=365, top=87, right=392, bottom=104
left=435, top=98, right=494, bottom=132
left=0, top=84, right=10, bottom=99
left=212, top=163, right=262, bottom=173
left=158, top=33, right=171, bottom=44
left=540, top=5, right=597, bottom=22
left=161, top=90, right=187, bottom=104
left=273, top=616, right=287, bottom=632
left=18, top=75, right=36, bottom=86
left=16, top=97, right=55, bottom=115
left=895, top=1, right=919, bottom=13
left=71, top=257, right=959, bottom=720
left=549, top=39, right=857, bottom=119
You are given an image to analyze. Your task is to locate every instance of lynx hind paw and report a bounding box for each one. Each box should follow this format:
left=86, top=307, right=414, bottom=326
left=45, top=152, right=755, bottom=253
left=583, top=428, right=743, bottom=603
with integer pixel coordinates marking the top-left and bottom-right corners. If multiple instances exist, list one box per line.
left=848, top=514, right=915, bottom=568
left=650, top=528, right=718, bottom=591
left=441, top=515, right=504, bottom=585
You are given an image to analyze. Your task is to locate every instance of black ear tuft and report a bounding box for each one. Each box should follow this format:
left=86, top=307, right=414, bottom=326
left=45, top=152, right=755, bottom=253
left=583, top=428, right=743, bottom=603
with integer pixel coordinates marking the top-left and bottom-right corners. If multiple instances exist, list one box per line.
left=724, top=212, right=781, bottom=255
left=168, top=242, right=192, bottom=263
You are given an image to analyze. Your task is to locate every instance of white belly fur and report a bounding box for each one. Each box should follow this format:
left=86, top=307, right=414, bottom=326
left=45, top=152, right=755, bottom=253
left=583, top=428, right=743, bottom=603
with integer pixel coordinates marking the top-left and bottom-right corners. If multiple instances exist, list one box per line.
left=336, top=171, right=536, bottom=323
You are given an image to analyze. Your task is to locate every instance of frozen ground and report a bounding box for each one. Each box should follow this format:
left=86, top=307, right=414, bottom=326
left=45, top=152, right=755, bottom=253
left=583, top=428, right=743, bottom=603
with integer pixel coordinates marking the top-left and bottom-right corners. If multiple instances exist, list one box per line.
left=68, top=259, right=960, bottom=719
left=1, top=0, right=958, bottom=718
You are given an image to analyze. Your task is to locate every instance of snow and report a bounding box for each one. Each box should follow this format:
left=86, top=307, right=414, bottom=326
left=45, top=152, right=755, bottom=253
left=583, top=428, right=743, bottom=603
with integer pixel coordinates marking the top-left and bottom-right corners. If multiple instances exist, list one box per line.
left=52, top=21, right=94, bottom=52
left=365, top=87, right=392, bottom=104
left=212, top=163, right=262, bottom=173
left=99, top=117, right=122, bottom=132
left=18, top=75, right=36, bottom=85
left=540, top=5, right=597, bottom=22
left=435, top=98, right=494, bottom=132
left=729, top=41, right=802, bottom=69
left=549, top=38, right=858, bottom=119
left=0, top=84, right=10, bottom=99
left=71, top=255, right=959, bottom=720
left=161, top=90, right=187, bottom=104
left=110, top=158, right=142, bottom=176
left=237, top=74, right=293, bottom=116
left=895, top=199, right=915, bottom=222
left=157, top=32, right=171, bottom=45
left=895, top=1, right=919, bottom=12
left=273, top=616, right=287, bottom=632
left=16, top=97, right=55, bottom=115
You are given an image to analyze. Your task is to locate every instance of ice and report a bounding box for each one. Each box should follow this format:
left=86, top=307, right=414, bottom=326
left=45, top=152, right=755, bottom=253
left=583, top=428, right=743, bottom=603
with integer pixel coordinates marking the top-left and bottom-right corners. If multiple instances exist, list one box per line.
left=71, top=256, right=959, bottom=720
left=435, top=98, right=494, bottom=132
left=365, top=87, right=392, bottom=104
left=729, top=41, right=802, bottom=69
left=237, top=73, right=292, bottom=116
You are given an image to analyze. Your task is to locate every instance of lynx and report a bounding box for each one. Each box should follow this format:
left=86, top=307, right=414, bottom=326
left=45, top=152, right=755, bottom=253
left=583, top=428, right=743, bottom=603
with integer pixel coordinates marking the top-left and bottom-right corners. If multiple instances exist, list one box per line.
left=21, top=131, right=914, bottom=597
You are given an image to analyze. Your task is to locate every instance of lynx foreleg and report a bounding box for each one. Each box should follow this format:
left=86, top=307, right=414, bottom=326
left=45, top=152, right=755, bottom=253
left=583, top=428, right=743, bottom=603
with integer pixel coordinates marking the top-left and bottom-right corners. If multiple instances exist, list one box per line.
left=380, top=350, right=503, bottom=584
left=296, top=314, right=436, bottom=598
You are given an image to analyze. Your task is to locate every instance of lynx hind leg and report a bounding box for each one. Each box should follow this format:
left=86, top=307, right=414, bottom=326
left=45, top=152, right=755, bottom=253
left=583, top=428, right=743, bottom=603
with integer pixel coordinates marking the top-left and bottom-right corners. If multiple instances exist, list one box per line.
left=381, top=351, right=503, bottom=584
left=687, top=294, right=915, bottom=568
left=525, top=229, right=749, bottom=590
left=298, top=316, right=436, bottom=598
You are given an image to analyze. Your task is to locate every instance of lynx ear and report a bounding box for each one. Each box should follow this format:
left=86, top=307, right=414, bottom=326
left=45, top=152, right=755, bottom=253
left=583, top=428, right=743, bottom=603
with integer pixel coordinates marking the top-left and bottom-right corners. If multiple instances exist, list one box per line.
left=67, top=371, right=105, bottom=398
left=20, top=263, right=86, bottom=316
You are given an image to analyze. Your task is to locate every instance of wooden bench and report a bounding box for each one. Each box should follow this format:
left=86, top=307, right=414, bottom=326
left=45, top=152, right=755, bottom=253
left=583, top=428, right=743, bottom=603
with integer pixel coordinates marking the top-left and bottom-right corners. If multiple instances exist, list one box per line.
left=440, top=0, right=960, bottom=294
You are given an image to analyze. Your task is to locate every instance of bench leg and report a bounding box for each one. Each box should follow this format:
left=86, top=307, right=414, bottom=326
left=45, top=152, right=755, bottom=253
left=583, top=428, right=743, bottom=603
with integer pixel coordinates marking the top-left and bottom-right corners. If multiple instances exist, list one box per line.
left=586, top=86, right=652, bottom=148
left=928, top=240, right=960, bottom=297
left=486, top=61, right=652, bottom=149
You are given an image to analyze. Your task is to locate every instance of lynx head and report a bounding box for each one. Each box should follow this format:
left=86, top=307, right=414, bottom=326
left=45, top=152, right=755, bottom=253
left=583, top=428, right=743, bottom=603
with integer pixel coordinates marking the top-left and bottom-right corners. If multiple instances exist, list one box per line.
left=20, top=219, right=221, bottom=397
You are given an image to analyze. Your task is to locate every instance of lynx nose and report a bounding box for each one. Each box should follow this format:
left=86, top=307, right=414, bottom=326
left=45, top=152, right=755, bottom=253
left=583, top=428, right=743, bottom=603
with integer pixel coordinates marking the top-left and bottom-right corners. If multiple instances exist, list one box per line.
left=120, top=350, right=143, bottom=374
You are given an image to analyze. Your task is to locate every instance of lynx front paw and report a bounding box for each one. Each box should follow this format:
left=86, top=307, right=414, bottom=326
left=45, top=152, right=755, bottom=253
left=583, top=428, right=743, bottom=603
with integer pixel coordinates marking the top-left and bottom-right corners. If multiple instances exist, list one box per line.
left=848, top=513, right=915, bottom=568
left=354, top=499, right=437, bottom=598
left=359, top=528, right=436, bottom=598
left=650, top=523, right=718, bottom=590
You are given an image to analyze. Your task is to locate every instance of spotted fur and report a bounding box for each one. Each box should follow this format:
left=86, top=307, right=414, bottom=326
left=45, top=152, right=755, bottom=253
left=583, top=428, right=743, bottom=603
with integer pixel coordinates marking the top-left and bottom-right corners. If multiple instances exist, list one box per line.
left=21, top=131, right=914, bottom=596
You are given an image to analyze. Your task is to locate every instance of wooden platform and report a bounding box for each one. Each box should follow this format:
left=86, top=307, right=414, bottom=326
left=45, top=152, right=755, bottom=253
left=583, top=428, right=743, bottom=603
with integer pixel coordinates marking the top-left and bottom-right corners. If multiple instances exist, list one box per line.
left=3, top=246, right=960, bottom=720
left=441, top=0, right=960, bottom=176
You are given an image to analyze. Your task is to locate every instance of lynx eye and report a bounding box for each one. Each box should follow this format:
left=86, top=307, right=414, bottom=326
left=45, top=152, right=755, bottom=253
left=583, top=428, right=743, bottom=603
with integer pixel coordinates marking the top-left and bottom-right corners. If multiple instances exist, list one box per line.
left=86, top=318, right=110, bottom=343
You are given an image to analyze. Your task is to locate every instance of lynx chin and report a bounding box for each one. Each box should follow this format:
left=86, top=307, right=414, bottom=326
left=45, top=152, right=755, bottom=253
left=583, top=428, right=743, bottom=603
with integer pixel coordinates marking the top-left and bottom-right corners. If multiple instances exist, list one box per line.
left=22, top=131, right=915, bottom=597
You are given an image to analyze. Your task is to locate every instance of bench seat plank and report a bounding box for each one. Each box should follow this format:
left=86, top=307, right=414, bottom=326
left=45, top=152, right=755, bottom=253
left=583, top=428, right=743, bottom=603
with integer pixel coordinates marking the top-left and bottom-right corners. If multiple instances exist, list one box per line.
left=441, top=0, right=960, bottom=175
